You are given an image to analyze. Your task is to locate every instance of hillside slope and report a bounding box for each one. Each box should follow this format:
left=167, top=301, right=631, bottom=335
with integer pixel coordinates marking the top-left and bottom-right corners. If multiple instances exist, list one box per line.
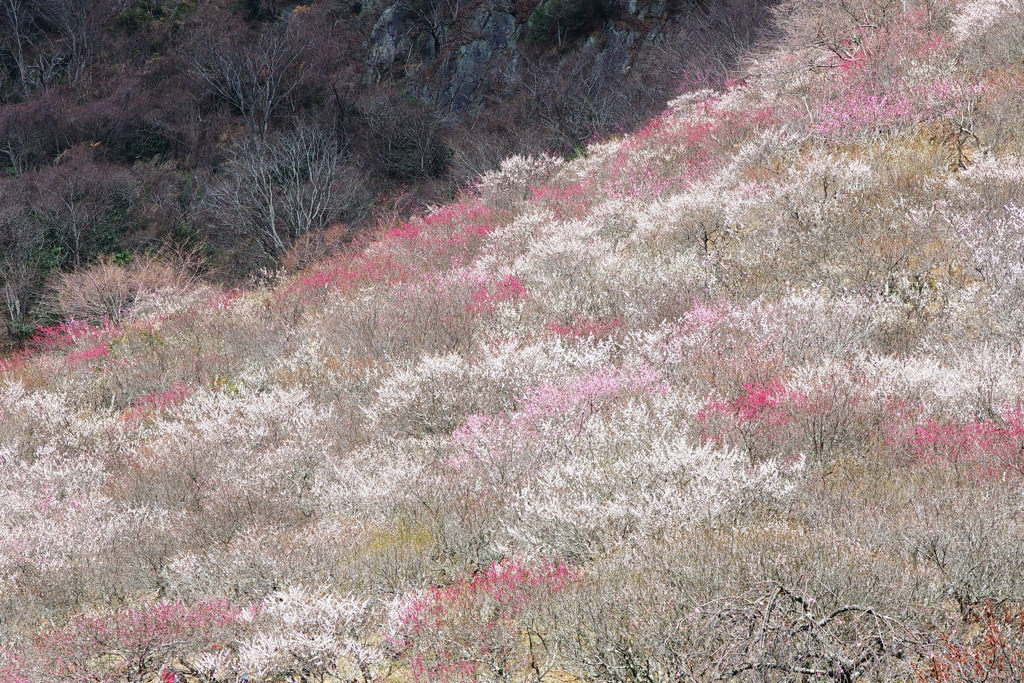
left=3, top=0, right=1024, bottom=680
left=0, top=0, right=773, bottom=341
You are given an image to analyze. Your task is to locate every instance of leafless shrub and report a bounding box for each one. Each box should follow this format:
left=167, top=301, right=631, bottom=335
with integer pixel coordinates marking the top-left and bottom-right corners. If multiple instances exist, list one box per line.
left=49, top=250, right=202, bottom=324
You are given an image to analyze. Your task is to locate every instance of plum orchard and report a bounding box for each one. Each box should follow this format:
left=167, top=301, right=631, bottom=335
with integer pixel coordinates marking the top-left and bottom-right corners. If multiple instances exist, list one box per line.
left=3, top=0, right=1024, bottom=680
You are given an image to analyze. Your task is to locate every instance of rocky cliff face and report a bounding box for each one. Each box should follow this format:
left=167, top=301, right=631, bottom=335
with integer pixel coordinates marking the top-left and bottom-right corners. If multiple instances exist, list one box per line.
left=365, top=0, right=696, bottom=115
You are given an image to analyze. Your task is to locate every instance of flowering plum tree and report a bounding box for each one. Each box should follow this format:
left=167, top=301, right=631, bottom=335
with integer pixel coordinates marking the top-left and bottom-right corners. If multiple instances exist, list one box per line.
left=393, top=559, right=573, bottom=683
left=6, top=600, right=252, bottom=683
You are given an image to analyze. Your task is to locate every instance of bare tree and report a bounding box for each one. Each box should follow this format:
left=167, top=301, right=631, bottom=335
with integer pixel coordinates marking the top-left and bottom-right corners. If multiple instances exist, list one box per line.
left=37, top=0, right=113, bottom=88
left=204, top=125, right=365, bottom=262
left=0, top=257, right=37, bottom=338
left=189, top=25, right=309, bottom=137
left=0, top=0, right=36, bottom=98
left=402, top=0, right=463, bottom=58
left=0, top=181, right=46, bottom=336
left=34, top=154, right=134, bottom=268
